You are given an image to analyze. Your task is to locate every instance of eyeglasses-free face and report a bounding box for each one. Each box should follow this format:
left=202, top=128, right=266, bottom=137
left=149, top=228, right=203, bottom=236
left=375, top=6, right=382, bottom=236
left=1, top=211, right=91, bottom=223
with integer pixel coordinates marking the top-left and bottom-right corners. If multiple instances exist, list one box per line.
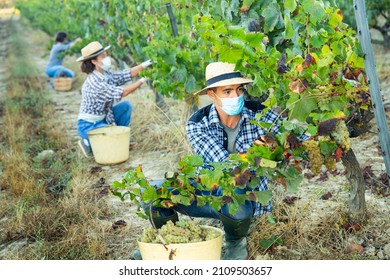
left=211, top=84, right=246, bottom=98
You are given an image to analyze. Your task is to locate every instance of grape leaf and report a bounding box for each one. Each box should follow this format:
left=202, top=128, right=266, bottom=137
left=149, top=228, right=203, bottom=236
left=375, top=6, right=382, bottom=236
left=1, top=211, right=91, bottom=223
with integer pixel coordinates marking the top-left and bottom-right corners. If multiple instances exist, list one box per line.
left=319, top=141, right=338, bottom=155
left=184, top=74, right=196, bottom=93
left=247, top=189, right=272, bottom=205
left=285, top=0, right=297, bottom=12
left=289, top=79, right=308, bottom=94
left=289, top=94, right=318, bottom=122
left=234, top=169, right=254, bottom=186
left=199, top=167, right=223, bottom=190
left=303, top=0, right=325, bottom=24
left=261, top=3, right=282, bottom=32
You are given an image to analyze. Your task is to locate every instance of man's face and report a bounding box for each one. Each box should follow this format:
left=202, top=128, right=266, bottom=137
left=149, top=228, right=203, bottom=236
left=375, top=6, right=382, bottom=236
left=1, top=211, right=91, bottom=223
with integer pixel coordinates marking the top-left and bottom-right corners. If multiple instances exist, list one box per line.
left=207, top=84, right=245, bottom=106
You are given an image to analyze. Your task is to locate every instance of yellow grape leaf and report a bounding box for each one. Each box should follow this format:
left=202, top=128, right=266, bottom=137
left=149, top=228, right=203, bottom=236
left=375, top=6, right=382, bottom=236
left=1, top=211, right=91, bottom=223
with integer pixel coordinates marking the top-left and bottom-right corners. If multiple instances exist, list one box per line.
left=237, top=152, right=249, bottom=163
left=260, top=158, right=278, bottom=168
left=296, top=64, right=303, bottom=74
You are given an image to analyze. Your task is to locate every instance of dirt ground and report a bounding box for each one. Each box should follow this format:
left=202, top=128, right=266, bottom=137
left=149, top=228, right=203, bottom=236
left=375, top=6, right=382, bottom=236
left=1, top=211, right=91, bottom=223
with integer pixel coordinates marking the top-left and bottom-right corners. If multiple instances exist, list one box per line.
left=1, top=16, right=390, bottom=260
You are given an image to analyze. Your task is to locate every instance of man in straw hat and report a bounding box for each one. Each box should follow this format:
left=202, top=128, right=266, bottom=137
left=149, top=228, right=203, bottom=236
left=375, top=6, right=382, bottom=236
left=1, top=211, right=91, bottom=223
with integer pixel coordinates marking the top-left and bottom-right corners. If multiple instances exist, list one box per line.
left=135, top=62, right=282, bottom=260
left=183, top=62, right=282, bottom=259
left=76, top=41, right=152, bottom=158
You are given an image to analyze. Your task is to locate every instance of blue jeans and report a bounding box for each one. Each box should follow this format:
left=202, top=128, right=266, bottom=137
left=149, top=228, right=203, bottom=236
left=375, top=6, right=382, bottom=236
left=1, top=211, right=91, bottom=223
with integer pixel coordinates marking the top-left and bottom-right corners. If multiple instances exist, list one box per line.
left=149, top=180, right=255, bottom=221
left=77, top=100, right=133, bottom=144
left=45, top=65, right=74, bottom=78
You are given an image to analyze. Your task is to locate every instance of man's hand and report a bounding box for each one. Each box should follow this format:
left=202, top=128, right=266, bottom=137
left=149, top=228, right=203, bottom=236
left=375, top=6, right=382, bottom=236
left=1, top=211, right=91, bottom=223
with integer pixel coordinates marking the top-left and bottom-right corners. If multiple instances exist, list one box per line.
left=141, top=59, right=152, bottom=69
left=253, top=133, right=278, bottom=150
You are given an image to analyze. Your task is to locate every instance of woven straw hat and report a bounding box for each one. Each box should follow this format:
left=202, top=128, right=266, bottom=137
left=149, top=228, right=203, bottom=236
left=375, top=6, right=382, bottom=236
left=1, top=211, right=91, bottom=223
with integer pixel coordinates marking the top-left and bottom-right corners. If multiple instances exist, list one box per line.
left=194, top=62, right=253, bottom=95
left=76, top=41, right=111, bottom=62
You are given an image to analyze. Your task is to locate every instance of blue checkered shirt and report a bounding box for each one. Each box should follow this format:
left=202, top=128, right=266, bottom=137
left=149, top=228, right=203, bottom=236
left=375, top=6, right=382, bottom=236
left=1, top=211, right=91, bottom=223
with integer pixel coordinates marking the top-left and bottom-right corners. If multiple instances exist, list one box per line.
left=186, top=101, right=281, bottom=216
left=79, top=69, right=132, bottom=124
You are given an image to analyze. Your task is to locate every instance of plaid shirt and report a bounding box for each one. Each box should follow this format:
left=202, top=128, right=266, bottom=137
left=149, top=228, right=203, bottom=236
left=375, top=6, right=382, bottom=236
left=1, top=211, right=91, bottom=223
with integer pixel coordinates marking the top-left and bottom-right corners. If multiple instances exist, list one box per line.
left=79, top=69, right=132, bottom=124
left=186, top=101, right=281, bottom=216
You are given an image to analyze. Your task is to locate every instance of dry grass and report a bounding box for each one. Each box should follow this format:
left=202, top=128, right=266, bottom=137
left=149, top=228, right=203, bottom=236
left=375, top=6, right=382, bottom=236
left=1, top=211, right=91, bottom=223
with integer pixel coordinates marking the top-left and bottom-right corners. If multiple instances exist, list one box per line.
left=129, top=92, right=194, bottom=155
left=248, top=185, right=351, bottom=259
left=0, top=18, right=113, bottom=260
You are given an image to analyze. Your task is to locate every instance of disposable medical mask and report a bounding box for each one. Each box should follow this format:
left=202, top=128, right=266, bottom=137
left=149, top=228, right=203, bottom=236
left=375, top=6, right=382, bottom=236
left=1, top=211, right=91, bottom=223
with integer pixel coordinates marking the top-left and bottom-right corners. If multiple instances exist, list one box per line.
left=215, top=93, right=245, bottom=116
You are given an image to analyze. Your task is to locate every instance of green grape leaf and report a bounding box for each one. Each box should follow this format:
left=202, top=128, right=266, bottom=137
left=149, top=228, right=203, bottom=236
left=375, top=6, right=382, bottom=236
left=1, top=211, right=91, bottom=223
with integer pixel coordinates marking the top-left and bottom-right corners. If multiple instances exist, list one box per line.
left=285, top=0, right=297, bottom=12
left=260, top=235, right=283, bottom=250
left=307, top=124, right=318, bottom=135
left=248, top=176, right=260, bottom=189
left=111, top=180, right=126, bottom=190
left=243, top=0, right=255, bottom=8
left=176, top=66, right=187, bottom=83
left=171, top=194, right=192, bottom=206
left=163, top=51, right=177, bottom=66
left=282, top=167, right=303, bottom=193
left=303, top=0, right=325, bottom=24
left=199, top=167, right=223, bottom=190
left=289, top=94, right=318, bottom=122
left=319, top=141, right=338, bottom=155
left=210, top=196, right=223, bottom=211
left=263, top=91, right=277, bottom=108
left=284, top=14, right=294, bottom=39
left=261, top=3, right=282, bottom=32
left=219, top=45, right=244, bottom=63
left=185, top=74, right=196, bottom=93
left=247, top=189, right=272, bottom=205
left=141, top=186, right=157, bottom=202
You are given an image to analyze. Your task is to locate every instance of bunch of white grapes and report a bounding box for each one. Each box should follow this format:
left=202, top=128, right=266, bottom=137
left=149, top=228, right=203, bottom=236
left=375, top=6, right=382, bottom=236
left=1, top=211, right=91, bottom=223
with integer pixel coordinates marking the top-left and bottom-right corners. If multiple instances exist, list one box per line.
left=330, top=120, right=351, bottom=151
left=140, top=220, right=221, bottom=244
left=303, top=140, right=323, bottom=175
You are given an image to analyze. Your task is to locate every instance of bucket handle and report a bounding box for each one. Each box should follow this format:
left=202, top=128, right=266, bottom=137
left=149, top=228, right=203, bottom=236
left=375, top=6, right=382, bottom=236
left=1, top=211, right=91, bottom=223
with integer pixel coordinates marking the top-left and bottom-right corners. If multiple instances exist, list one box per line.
left=149, top=201, right=169, bottom=249
left=89, top=132, right=108, bottom=136
left=89, top=125, right=118, bottom=136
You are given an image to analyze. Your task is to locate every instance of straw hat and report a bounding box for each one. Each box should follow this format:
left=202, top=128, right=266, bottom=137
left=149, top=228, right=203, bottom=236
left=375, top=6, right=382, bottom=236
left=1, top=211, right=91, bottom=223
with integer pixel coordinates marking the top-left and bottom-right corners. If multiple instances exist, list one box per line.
left=194, top=62, right=253, bottom=95
left=76, top=41, right=111, bottom=62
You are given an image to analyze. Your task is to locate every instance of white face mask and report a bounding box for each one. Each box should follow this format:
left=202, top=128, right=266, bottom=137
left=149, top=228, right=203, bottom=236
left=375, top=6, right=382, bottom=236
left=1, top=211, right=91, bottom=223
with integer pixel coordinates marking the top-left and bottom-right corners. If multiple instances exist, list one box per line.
left=100, top=56, right=112, bottom=71
left=214, top=93, right=245, bottom=116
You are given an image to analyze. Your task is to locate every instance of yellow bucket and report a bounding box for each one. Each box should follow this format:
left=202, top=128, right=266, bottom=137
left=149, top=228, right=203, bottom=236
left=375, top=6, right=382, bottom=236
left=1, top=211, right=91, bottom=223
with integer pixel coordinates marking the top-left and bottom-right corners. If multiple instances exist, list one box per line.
left=138, top=226, right=223, bottom=260
left=88, top=126, right=130, bottom=165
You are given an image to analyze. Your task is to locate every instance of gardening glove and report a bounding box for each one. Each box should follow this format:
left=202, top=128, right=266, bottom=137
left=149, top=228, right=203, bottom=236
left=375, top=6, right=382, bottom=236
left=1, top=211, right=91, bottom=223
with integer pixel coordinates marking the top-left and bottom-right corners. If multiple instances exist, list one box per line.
left=140, top=77, right=150, bottom=84
left=141, top=59, right=152, bottom=69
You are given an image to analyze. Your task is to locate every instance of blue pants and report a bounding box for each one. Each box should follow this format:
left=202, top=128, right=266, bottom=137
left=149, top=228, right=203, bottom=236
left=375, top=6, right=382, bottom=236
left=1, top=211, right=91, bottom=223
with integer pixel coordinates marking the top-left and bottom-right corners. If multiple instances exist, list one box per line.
left=77, top=100, right=133, bottom=143
left=45, top=65, right=74, bottom=78
left=149, top=180, right=255, bottom=221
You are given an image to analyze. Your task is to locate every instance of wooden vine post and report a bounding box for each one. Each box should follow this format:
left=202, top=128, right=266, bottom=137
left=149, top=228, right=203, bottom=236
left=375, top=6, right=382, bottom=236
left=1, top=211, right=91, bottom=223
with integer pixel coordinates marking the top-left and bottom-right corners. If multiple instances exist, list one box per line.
left=165, top=2, right=198, bottom=114
left=165, top=2, right=179, bottom=37
left=337, top=0, right=390, bottom=221
left=353, top=0, right=390, bottom=184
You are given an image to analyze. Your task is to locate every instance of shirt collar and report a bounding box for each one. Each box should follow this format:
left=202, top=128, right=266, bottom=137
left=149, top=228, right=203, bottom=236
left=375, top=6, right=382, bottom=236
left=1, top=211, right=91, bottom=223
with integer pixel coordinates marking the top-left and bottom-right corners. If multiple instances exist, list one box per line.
left=92, top=70, right=106, bottom=80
